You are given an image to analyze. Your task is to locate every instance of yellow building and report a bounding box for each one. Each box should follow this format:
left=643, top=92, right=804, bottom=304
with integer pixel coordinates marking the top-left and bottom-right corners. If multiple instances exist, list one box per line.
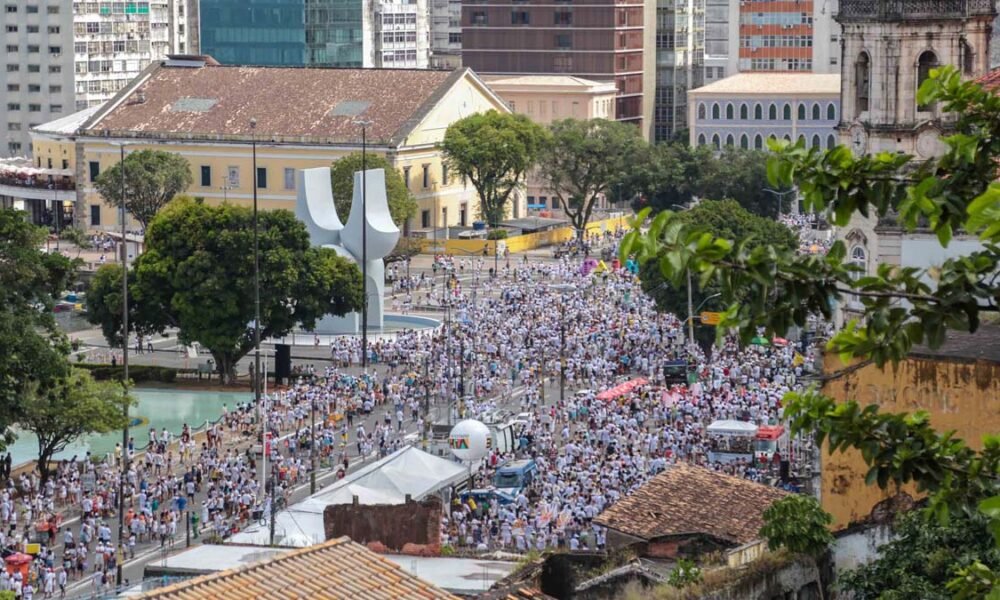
left=30, top=55, right=513, bottom=233
left=819, top=325, right=1000, bottom=529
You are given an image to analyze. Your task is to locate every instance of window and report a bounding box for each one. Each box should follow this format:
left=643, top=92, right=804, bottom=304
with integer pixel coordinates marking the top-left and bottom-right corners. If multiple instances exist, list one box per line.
left=782, top=104, right=792, bottom=120
left=49, top=46, right=61, bottom=55
left=7, top=143, right=21, bottom=154
left=917, top=51, right=938, bottom=111
left=256, top=167, right=267, bottom=189
left=89, top=161, right=100, bottom=181
left=811, top=134, right=821, bottom=148
left=555, top=34, right=571, bottom=49
left=963, top=41, right=975, bottom=74
left=28, top=84, right=40, bottom=93
left=403, top=166, right=411, bottom=189
left=812, top=104, right=821, bottom=120
left=725, top=104, right=734, bottom=119
left=697, top=133, right=706, bottom=146
left=511, top=10, right=529, bottom=24
left=47, top=26, right=60, bottom=34
left=712, top=134, right=720, bottom=150
left=46, top=5, right=58, bottom=13
left=798, top=104, right=806, bottom=120
left=460, top=203, right=468, bottom=227
left=5, top=45, right=16, bottom=53
left=6, top=123, right=19, bottom=131
left=6, top=65, right=19, bottom=73
left=25, top=4, right=37, bottom=12
left=740, top=104, right=748, bottom=120
left=449, top=33, right=461, bottom=44
left=284, top=168, right=295, bottom=190
left=49, top=66, right=60, bottom=73
left=5, top=25, right=16, bottom=32
left=27, top=45, right=39, bottom=54
left=49, top=85, right=61, bottom=93
left=740, top=134, right=749, bottom=149
left=827, top=104, right=836, bottom=121
left=6, top=84, right=18, bottom=92
left=850, top=245, right=866, bottom=282
left=227, top=166, right=239, bottom=186
left=61, top=159, right=68, bottom=170
left=711, top=103, right=720, bottom=119
left=422, top=164, right=430, bottom=188
left=754, top=134, right=763, bottom=149
left=554, top=10, right=571, bottom=25
left=697, top=104, right=706, bottom=119
left=827, top=134, right=836, bottom=150
left=200, top=166, right=211, bottom=187
left=421, top=209, right=430, bottom=228
left=27, top=65, right=39, bottom=73
left=442, top=164, right=449, bottom=186
left=6, top=103, right=20, bottom=111
left=768, top=104, right=777, bottom=120
left=855, top=52, right=871, bottom=115
left=5, top=4, right=16, bottom=12
left=754, top=104, right=763, bottom=120
left=90, top=205, right=101, bottom=226
left=471, top=11, right=486, bottom=24
left=49, top=104, right=61, bottom=113
left=725, top=134, right=734, bottom=146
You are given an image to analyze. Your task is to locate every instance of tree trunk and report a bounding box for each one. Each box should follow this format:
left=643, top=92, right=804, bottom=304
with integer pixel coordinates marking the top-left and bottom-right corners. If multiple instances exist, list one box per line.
left=36, top=443, right=54, bottom=488
left=212, top=352, right=237, bottom=385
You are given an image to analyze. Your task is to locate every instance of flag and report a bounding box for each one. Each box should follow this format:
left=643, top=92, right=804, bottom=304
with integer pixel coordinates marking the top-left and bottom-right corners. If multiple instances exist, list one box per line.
left=792, top=353, right=805, bottom=367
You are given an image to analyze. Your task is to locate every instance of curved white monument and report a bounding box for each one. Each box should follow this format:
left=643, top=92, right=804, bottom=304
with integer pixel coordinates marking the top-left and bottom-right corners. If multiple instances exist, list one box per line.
left=295, top=166, right=400, bottom=334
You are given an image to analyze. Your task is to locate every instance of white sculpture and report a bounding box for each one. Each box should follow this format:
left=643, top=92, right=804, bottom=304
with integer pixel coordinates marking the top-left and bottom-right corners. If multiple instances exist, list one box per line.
left=295, top=167, right=400, bottom=334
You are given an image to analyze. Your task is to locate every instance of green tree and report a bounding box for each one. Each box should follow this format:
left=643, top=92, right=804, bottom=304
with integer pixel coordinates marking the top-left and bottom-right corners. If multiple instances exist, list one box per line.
left=638, top=200, right=797, bottom=347
left=94, top=149, right=193, bottom=231
left=760, top=495, right=834, bottom=557
left=622, top=66, right=1000, bottom=598
left=122, top=198, right=362, bottom=383
left=537, top=118, right=644, bottom=238
left=625, top=142, right=712, bottom=213
left=441, top=110, right=547, bottom=227
left=329, top=152, right=418, bottom=226
left=85, top=264, right=160, bottom=348
left=21, top=368, right=133, bottom=486
left=696, top=147, right=795, bottom=218
left=0, top=209, right=77, bottom=449
left=58, top=226, right=93, bottom=258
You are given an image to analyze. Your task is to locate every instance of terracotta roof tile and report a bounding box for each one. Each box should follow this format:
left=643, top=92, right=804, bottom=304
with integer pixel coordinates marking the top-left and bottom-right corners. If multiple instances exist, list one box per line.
left=977, top=67, right=1000, bottom=92
left=593, top=463, right=788, bottom=546
left=84, top=62, right=466, bottom=146
left=134, top=537, right=460, bottom=600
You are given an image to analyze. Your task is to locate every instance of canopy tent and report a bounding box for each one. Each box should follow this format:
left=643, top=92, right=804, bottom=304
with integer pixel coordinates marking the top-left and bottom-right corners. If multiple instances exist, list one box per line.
left=228, top=445, right=469, bottom=547
left=705, top=419, right=759, bottom=436
left=596, top=378, right=648, bottom=401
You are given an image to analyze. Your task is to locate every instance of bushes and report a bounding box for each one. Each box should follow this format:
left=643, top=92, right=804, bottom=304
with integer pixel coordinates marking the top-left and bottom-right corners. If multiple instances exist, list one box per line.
left=487, top=229, right=508, bottom=240
left=77, top=363, right=186, bottom=383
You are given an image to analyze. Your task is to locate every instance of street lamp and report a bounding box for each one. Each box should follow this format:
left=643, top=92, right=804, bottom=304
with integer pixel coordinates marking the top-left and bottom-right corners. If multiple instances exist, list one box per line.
left=763, top=187, right=796, bottom=217
left=111, top=141, right=131, bottom=588
left=354, top=118, right=373, bottom=370
left=550, top=283, right=575, bottom=406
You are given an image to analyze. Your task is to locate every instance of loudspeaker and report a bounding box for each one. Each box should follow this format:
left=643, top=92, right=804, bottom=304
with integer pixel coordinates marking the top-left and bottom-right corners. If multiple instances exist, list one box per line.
left=275, top=344, right=291, bottom=384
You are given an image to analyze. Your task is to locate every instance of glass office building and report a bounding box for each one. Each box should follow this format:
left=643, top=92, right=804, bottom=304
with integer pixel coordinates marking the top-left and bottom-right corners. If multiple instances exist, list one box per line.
left=200, top=0, right=307, bottom=66
left=306, top=0, right=364, bottom=67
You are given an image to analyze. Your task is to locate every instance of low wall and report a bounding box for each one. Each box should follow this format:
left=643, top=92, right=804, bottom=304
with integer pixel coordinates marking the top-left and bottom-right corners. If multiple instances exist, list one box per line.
left=323, top=496, right=442, bottom=552
left=415, top=216, right=628, bottom=256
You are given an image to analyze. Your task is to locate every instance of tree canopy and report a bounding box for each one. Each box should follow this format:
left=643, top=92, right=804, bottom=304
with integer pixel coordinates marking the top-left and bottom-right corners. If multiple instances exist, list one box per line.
left=95, top=197, right=363, bottom=382
left=623, top=65, right=1000, bottom=598
left=537, top=118, right=643, bottom=237
left=94, top=149, right=193, bottom=231
left=441, top=110, right=548, bottom=226
left=329, top=152, right=418, bottom=226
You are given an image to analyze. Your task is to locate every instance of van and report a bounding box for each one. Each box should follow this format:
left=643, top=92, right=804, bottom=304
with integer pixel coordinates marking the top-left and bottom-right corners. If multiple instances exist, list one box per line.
left=493, top=459, right=537, bottom=500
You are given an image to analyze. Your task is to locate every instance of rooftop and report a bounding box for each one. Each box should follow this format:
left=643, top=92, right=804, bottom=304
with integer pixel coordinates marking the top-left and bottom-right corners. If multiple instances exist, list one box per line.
left=32, top=104, right=104, bottom=137
left=909, top=323, right=1000, bottom=364
left=838, top=0, right=995, bottom=21
left=486, top=75, right=617, bottom=93
left=81, top=58, right=488, bottom=146
left=690, top=73, right=841, bottom=97
left=593, top=462, right=787, bottom=546
left=134, top=536, right=460, bottom=600
left=977, top=66, right=1000, bottom=92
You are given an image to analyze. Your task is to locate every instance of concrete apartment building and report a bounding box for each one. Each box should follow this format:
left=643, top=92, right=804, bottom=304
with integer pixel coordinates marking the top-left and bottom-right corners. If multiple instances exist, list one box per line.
left=731, top=0, right=839, bottom=74
left=461, top=0, right=656, bottom=140
left=429, top=0, right=462, bottom=68
left=198, top=0, right=429, bottom=69
left=1, top=0, right=194, bottom=158
left=653, top=0, right=705, bottom=141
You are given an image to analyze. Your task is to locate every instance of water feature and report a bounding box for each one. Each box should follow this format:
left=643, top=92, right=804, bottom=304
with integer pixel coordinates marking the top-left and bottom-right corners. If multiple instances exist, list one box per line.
left=8, top=388, right=250, bottom=467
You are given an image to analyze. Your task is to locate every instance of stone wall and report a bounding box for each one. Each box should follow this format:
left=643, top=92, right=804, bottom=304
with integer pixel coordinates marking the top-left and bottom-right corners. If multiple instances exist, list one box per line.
left=323, top=496, right=442, bottom=553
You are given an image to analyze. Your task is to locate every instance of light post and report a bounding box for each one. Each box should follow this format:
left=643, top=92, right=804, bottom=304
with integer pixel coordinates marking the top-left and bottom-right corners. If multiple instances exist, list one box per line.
left=220, top=181, right=234, bottom=203
left=310, top=395, right=316, bottom=494
left=549, top=284, right=575, bottom=406
left=114, top=141, right=130, bottom=588
left=671, top=203, right=697, bottom=348
left=763, top=187, right=796, bottom=217
left=354, top=118, right=373, bottom=371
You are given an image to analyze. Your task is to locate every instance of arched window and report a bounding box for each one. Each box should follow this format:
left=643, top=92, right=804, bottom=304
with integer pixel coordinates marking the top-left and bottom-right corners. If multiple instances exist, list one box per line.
left=812, top=104, right=821, bottom=120
left=754, top=103, right=763, bottom=120
left=783, top=134, right=792, bottom=142
left=740, top=134, right=749, bottom=149
left=855, top=52, right=871, bottom=116
left=963, top=41, right=974, bottom=74
left=811, top=134, right=821, bottom=148
left=754, top=134, right=763, bottom=149
left=712, top=134, right=721, bottom=149
left=850, top=246, right=867, bottom=280
left=917, top=50, right=939, bottom=111
left=697, top=133, right=706, bottom=146
left=697, top=103, right=706, bottom=119
left=726, top=134, right=735, bottom=146
left=768, top=104, right=777, bottom=120
left=740, top=104, right=748, bottom=120
left=726, top=103, right=734, bottom=119
left=827, top=134, right=836, bottom=149
left=783, top=104, right=792, bottom=120
left=712, top=103, right=721, bottom=119
left=797, top=134, right=806, bottom=146
left=798, top=103, right=807, bottom=120
left=827, top=103, right=836, bottom=121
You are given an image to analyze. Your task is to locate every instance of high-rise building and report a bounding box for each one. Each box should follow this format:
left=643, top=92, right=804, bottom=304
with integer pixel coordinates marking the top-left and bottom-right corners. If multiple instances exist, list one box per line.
left=653, top=0, right=705, bottom=141
left=703, top=0, right=729, bottom=82
left=730, top=0, right=840, bottom=74
left=460, top=0, right=656, bottom=139
left=0, top=0, right=195, bottom=158
left=199, top=0, right=306, bottom=66
left=429, top=0, right=462, bottom=69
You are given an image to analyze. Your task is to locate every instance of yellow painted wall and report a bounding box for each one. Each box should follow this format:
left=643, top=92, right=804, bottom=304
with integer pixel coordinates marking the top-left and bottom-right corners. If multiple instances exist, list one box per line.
left=416, top=215, right=628, bottom=255
left=31, top=137, right=76, bottom=172
left=820, top=353, right=1000, bottom=528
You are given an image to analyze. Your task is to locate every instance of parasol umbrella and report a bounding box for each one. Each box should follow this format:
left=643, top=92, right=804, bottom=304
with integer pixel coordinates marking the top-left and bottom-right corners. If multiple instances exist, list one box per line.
left=750, top=336, right=770, bottom=346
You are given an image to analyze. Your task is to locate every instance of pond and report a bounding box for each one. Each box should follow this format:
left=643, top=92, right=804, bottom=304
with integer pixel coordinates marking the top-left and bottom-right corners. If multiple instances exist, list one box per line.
left=8, top=388, right=251, bottom=467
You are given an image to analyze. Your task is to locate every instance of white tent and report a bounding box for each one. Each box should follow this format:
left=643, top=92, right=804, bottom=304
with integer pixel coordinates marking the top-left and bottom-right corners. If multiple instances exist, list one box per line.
left=706, top=419, right=758, bottom=436
left=229, top=445, right=469, bottom=547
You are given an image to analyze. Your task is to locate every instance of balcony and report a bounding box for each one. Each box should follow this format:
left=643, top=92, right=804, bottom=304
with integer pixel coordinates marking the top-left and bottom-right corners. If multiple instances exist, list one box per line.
left=838, top=0, right=995, bottom=21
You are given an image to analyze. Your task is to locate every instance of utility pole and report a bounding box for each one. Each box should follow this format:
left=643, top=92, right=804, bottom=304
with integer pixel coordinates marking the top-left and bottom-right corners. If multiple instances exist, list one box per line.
left=116, top=142, right=129, bottom=588
left=310, top=397, right=316, bottom=494
left=560, top=301, right=566, bottom=406
left=356, top=118, right=373, bottom=371
left=268, top=476, right=277, bottom=546
left=686, top=268, right=695, bottom=348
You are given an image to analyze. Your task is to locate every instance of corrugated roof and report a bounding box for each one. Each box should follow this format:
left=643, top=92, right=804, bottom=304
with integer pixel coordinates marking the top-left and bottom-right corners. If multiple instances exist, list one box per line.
left=486, top=75, right=617, bottom=92
left=690, top=73, right=841, bottom=96
left=32, top=104, right=104, bottom=136
left=83, top=63, right=471, bottom=146
left=593, top=463, right=788, bottom=546
left=134, top=537, right=460, bottom=600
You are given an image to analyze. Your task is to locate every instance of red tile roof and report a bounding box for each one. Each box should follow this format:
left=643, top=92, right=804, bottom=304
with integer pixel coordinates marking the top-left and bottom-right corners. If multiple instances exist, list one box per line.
left=83, top=61, right=474, bottom=146
left=976, top=67, right=1000, bottom=92
left=594, top=462, right=788, bottom=546
left=134, top=537, right=460, bottom=600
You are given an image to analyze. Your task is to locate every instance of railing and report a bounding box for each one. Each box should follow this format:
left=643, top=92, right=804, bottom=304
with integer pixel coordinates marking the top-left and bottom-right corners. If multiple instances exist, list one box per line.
left=838, top=0, right=995, bottom=19
left=0, top=175, right=76, bottom=191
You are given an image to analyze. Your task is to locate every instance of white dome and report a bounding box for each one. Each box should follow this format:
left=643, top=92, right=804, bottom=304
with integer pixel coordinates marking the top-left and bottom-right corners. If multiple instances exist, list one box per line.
left=448, top=419, right=491, bottom=462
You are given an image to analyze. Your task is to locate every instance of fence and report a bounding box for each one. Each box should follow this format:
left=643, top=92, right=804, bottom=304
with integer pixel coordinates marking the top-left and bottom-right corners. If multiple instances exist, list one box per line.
left=414, top=215, right=629, bottom=256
